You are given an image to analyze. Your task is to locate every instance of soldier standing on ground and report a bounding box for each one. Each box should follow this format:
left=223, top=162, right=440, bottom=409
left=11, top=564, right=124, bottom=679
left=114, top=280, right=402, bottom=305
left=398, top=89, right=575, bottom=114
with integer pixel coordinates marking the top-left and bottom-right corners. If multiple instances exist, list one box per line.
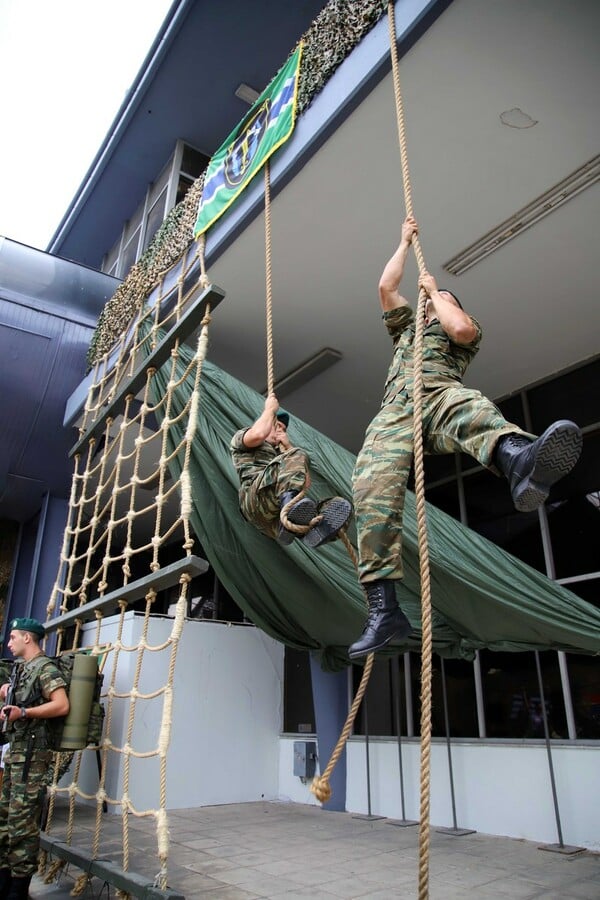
left=0, top=618, right=69, bottom=900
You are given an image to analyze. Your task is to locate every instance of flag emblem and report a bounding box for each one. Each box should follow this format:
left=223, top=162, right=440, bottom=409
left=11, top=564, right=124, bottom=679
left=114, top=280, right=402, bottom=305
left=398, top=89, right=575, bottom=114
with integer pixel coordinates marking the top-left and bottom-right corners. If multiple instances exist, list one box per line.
left=224, top=101, right=270, bottom=187
left=194, top=43, right=303, bottom=237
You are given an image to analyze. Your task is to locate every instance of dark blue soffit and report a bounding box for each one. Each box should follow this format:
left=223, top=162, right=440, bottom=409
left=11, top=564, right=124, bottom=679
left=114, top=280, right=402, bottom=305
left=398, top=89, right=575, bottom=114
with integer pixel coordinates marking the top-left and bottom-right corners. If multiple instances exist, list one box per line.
left=48, top=0, right=329, bottom=268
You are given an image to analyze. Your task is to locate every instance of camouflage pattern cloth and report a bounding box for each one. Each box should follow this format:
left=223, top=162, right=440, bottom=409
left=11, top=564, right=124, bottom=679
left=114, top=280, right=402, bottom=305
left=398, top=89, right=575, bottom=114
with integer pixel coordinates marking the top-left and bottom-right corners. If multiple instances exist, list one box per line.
left=230, top=429, right=309, bottom=540
left=353, top=306, right=527, bottom=583
left=0, top=655, right=66, bottom=876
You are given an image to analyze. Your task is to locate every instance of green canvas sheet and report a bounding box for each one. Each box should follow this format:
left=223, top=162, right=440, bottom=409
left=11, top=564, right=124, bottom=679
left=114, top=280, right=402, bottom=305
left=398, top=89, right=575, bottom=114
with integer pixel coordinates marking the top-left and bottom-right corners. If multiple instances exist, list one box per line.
left=149, top=352, right=600, bottom=671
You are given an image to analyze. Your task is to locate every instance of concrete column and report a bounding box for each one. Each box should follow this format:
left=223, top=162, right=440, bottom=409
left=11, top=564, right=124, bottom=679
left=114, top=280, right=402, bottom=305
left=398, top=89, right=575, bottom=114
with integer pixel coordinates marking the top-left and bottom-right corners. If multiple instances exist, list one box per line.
left=309, top=653, right=349, bottom=812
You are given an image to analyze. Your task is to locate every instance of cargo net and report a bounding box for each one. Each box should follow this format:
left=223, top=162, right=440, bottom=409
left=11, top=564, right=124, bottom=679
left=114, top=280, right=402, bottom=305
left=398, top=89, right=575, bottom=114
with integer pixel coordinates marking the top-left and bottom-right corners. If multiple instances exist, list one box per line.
left=39, top=242, right=212, bottom=896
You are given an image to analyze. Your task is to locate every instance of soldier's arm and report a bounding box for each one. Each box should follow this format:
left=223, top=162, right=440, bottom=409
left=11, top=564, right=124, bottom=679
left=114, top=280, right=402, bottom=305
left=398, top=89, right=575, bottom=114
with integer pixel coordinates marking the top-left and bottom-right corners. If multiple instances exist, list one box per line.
left=419, top=272, right=477, bottom=346
left=379, top=216, right=418, bottom=312
left=22, top=686, right=70, bottom=720
left=243, top=393, right=279, bottom=448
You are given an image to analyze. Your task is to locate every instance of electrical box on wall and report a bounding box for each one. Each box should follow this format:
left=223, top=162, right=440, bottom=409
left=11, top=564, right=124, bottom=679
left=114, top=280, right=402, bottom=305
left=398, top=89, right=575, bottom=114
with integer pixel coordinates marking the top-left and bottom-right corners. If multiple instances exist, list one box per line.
left=293, top=740, right=317, bottom=778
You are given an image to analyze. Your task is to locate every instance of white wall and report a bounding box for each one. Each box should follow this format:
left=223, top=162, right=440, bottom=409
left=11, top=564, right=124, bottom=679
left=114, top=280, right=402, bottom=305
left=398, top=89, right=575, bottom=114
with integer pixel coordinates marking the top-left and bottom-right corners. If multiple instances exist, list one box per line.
left=342, top=737, right=600, bottom=851
left=77, top=612, right=284, bottom=811
left=71, top=614, right=599, bottom=851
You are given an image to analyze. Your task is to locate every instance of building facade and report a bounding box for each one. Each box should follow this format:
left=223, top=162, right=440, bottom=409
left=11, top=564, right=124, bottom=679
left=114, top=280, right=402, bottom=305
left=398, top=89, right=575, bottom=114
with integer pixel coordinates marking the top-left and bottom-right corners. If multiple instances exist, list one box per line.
left=1, top=0, right=598, bottom=852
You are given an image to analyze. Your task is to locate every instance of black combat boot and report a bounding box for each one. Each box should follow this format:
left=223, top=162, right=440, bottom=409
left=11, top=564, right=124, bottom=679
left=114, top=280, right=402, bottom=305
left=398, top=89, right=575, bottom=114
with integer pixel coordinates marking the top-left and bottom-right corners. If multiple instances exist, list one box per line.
left=494, top=420, right=582, bottom=513
left=0, top=868, right=11, bottom=900
left=302, top=497, right=353, bottom=549
left=278, top=491, right=318, bottom=545
left=5, top=875, right=31, bottom=900
left=348, top=580, right=412, bottom=659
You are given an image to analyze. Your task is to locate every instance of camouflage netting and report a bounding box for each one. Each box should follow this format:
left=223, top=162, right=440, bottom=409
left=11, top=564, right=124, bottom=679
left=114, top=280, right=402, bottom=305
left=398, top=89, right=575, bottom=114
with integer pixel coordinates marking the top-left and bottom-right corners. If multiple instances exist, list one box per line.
left=87, top=0, right=388, bottom=367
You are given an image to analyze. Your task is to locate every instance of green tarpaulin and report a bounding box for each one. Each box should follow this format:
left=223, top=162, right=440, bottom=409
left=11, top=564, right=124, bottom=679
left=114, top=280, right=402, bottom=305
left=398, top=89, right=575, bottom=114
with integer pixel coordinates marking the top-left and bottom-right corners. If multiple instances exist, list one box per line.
left=150, top=352, right=600, bottom=671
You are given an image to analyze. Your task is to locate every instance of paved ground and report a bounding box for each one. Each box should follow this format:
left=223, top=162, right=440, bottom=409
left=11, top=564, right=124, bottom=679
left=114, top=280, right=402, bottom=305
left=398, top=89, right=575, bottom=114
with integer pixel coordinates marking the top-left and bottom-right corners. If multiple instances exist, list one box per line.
left=30, top=800, right=599, bottom=899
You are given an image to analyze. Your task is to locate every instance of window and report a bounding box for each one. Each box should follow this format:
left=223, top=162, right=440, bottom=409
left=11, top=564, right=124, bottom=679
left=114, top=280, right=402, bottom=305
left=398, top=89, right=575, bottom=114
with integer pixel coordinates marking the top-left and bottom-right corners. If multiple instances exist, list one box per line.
left=101, top=141, right=209, bottom=278
left=283, top=649, right=315, bottom=733
left=480, top=649, right=567, bottom=739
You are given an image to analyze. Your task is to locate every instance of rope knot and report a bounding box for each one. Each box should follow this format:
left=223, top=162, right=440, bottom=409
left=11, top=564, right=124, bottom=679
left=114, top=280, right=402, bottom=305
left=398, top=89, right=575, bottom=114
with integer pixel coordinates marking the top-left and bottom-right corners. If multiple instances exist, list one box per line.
left=310, top=776, right=332, bottom=804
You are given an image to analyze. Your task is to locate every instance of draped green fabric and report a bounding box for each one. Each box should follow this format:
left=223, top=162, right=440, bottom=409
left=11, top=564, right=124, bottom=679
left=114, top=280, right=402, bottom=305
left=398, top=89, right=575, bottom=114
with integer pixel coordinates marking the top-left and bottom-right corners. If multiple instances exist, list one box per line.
left=150, top=350, right=600, bottom=670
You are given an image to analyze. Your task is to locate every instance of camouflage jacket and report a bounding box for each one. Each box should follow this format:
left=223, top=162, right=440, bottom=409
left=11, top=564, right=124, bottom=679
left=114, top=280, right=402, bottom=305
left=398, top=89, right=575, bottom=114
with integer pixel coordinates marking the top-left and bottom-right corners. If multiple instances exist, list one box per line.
left=230, top=428, right=283, bottom=491
left=6, top=655, right=66, bottom=746
left=381, top=306, right=482, bottom=405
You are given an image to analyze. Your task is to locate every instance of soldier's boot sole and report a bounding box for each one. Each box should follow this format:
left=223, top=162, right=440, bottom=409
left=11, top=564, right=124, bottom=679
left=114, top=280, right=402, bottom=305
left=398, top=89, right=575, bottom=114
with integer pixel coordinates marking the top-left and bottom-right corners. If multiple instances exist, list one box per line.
left=302, top=497, right=352, bottom=548
left=512, top=421, right=582, bottom=512
left=278, top=497, right=319, bottom=545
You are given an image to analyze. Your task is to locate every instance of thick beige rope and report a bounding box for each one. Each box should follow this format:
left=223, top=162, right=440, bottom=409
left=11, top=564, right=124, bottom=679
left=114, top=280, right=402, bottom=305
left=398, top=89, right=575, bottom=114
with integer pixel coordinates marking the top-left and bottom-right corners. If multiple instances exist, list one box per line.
left=311, top=1, right=435, bottom=816
left=41, top=270, right=212, bottom=893
left=387, top=3, right=434, bottom=898
left=309, top=525, right=368, bottom=804
left=262, top=157, right=361, bottom=803
left=262, top=161, right=320, bottom=538
left=264, top=161, right=275, bottom=396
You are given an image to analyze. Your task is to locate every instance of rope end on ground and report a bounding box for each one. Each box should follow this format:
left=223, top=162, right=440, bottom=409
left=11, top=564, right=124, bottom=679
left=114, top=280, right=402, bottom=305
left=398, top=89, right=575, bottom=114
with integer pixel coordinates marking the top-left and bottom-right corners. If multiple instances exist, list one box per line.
left=310, top=775, right=332, bottom=803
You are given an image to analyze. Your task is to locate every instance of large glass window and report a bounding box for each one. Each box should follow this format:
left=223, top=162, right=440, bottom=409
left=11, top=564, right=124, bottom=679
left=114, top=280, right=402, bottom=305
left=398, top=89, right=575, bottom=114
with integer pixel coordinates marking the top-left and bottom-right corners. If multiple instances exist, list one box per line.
left=527, top=358, right=600, bottom=432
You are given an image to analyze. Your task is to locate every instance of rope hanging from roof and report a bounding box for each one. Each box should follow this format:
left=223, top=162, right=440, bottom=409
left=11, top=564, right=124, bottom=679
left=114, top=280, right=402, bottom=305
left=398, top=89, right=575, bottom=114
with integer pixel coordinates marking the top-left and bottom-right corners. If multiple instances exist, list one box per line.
left=385, top=1, right=435, bottom=895
left=310, top=6, right=435, bottom=899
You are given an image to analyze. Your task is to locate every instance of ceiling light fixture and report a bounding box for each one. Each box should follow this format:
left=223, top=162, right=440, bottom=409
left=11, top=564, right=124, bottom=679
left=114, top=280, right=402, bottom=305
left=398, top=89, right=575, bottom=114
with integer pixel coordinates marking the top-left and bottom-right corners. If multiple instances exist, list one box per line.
left=262, top=348, right=343, bottom=399
left=234, top=83, right=260, bottom=105
left=443, top=154, right=600, bottom=276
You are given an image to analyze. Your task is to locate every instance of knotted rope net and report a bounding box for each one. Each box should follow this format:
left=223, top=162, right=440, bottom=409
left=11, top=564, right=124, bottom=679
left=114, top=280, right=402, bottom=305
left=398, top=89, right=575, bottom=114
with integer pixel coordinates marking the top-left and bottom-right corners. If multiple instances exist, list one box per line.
left=39, top=240, right=212, bottom=895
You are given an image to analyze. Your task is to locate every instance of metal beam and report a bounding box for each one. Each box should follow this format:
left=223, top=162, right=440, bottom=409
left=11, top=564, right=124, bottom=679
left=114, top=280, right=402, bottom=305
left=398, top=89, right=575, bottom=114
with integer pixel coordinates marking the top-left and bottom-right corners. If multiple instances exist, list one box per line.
left=44, top=555, right=208, bottom=632
left=40, top=835, right=185, bottom=899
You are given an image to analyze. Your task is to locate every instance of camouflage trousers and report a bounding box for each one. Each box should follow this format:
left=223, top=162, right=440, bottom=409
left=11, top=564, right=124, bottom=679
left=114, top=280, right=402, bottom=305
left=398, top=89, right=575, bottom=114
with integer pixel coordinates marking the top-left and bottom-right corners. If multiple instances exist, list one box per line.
left=0, top=744, right=53, bottom=876
left=353, top=378, right=525, bottom=583
left=239, top=447, right=310, bottom=541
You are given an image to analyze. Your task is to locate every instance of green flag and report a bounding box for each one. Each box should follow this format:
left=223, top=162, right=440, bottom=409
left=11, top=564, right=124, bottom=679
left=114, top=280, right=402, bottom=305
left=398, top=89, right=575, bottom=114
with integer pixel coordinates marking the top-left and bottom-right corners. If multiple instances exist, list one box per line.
left=194, top=43, right=303, bottom=237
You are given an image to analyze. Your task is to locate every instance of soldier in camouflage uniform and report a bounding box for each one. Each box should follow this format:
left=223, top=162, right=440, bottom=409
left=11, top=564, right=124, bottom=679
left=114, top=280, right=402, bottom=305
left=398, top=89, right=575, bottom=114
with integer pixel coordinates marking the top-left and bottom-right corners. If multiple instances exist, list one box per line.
left=0, top=618, right=69, bottom=900
left=349, top=216, right=582, bottom=659
left=230, top=393, right=351, bottom=548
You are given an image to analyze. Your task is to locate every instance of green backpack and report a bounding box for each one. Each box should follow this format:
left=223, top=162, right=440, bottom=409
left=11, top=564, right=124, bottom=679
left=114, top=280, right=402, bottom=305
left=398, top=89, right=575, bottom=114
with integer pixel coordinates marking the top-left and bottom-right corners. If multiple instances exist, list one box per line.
left=27, top=652, right=105, bottom=752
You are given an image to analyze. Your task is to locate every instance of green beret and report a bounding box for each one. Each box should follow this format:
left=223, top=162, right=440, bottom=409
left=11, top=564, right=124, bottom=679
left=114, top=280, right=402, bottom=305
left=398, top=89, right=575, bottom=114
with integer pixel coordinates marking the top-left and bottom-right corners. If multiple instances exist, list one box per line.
left=10, top=617, right=45, bottom=638
left=276, top=410, right=290, bottom=428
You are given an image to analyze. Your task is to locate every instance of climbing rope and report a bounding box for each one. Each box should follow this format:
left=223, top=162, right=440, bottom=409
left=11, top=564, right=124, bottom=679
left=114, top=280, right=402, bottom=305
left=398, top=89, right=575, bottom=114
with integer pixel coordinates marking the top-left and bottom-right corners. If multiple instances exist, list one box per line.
left=312, top=7, right=435, bottom=899
left=387, top=3, right=434, bottom=897
left=261, top=160, right=322, bottom=539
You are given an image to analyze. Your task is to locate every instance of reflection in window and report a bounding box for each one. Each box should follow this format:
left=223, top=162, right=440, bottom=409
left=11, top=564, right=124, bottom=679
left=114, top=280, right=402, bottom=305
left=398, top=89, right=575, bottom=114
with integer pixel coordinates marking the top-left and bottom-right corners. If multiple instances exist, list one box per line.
left=566, top=654, right=600, bottom=738
left=480, top=649, right=567, bottom=739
